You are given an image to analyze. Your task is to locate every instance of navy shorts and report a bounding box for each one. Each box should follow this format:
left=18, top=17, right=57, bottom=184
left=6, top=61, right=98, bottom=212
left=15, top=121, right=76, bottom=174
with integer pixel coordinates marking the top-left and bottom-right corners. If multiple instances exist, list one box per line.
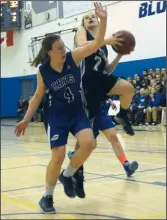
left=43, top=108, right=91, bottom=148
left=93, top=107, right=115, bottom=138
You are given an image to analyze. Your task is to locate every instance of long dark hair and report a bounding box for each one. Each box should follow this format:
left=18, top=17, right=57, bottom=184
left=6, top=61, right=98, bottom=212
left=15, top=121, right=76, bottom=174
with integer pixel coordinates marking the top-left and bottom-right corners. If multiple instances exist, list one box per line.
left=32, top=34, right=60, bottom=67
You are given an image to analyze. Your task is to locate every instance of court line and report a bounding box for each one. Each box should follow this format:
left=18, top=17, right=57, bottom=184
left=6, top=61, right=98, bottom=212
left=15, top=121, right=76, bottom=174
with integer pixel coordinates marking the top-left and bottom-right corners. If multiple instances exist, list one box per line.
left=2, top=166, right=166, bottom=193
left=1, top=211, right=127, bottom=219
left=2, top=143, right=166, bottom=154
left=1, top=137, right=165, bottom=147
left=1, top=123, right=164, bottom=133
left=1, top=160, right=165, bottom=171
left=138, top=211, right=166, bottom=219
left=9, top=172, right=166, bottom=198
left=1, top=149, right=166, bottom=158
left=1, top=164, right=39, bottom=170
left=1, top=194, right=77, bottom=220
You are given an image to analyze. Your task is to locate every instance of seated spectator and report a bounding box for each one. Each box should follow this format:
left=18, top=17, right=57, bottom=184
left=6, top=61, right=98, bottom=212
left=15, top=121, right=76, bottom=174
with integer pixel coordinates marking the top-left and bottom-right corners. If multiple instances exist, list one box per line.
left=136, top=75, right=142, bottom=87
left=148, top=74, right=153, bottom=85
left=134, top=73, right=139, bottom=81
left=16, top=97, right=28, bottom=122
left=146, top=84, right=163, bottom=125
left=155, top=68, right=161, bottom=75
left=148, top=68, right=154, bottom=75
left=142, top=70, right=148, bottom=77
left=143, top=75, right=149, bottom=86
left=141, top=81, right=148, bottom=89
left=155, top=74, right=161, bottom=84
left=148, top=79, right=156, bottom=94
left=127, top=77, right=133, bottom=85
left=151, top=68, right=156, bottom=78
left=161, top=68, right=166, bottom=78
left=133, top=88, right=150, bottom=126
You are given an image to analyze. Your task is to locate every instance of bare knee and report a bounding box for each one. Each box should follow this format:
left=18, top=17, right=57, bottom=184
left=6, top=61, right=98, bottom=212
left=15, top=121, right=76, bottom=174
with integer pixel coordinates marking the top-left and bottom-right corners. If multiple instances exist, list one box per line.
left=109, top=79, right=134, bottom=97
left=81, top=138, right=96, bottom=153
left=51, top=146, right=66, bottom=166
left=104, top=129, right=120, bottom=144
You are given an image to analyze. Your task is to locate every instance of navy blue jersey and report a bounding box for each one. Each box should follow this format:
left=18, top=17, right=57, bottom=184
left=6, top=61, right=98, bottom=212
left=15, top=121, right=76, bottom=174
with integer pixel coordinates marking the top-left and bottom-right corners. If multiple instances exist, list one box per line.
left=80, top=30, right=111, bottom=120
left=81, top=30, right=108, bottom=93
left=39, top=52, right=82, bottom=119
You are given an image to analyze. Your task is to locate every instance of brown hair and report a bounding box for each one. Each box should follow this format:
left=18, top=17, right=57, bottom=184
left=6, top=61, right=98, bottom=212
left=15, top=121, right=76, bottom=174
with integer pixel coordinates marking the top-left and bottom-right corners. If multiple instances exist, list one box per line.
left=32, top=34, right=60, bottom=67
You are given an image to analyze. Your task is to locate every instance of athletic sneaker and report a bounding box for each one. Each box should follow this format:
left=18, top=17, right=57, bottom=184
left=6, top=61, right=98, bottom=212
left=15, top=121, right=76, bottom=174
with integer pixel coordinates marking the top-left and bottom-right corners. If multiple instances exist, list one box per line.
left=114, top=109, right=135, bottom=136
left=39, top=195, right=56, bottom=213
left=59, top=170, right=75, bottom=198
left=68, top=151, right=86, bottom=198
left=123, top=161, right=139, bottom=177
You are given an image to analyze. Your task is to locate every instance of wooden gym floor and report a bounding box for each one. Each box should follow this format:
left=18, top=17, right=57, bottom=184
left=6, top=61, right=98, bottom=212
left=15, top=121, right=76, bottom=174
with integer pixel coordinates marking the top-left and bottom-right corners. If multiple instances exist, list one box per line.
left=1, top=119, right=166, bottom=219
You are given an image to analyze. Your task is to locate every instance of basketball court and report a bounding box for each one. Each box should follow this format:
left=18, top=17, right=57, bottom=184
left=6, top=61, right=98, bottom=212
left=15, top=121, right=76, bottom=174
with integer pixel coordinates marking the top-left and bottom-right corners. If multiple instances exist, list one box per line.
left=1, top=120, right=166, bottom=219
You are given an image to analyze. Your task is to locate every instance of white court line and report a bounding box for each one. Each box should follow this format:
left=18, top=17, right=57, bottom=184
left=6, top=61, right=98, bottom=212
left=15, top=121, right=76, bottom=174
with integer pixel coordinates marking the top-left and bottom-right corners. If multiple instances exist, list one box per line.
left=6, top=172, right=166, bottom=198
left=89, top=156, right=166, bottom=167
left=1, top=145, right=49, bottom=153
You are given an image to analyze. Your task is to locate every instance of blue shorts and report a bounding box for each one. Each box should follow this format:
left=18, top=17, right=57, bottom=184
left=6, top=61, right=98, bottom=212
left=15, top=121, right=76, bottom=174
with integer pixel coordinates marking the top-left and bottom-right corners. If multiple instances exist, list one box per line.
left=93, top=110, right=115, bottom=138
left=43, top=108, right=91, bottom=148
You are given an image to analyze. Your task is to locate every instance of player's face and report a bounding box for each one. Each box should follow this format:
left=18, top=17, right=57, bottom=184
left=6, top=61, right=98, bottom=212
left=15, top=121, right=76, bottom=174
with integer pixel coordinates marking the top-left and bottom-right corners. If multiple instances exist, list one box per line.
left=83, top=13, right=99, bottom=30
left=48, top=38, right=66, bottom=62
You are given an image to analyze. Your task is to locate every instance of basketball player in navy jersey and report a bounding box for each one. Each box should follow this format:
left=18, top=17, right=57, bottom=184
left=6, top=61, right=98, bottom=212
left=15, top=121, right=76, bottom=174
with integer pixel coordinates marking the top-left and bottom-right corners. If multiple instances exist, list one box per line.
left=67, top=12, right=138, bottom=198
left=77, top=12, right=135, bottom=135
left=14, top=2, right=107, bottom=213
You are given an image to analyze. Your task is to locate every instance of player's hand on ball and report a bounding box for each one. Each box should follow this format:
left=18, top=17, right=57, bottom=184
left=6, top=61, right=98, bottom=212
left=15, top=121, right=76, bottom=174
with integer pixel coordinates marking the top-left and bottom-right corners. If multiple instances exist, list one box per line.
left=106, top=35, right=124, bottom=47
left=14, top=120, right=29, bottom=137
left=94, top=2, right=107, bottom=19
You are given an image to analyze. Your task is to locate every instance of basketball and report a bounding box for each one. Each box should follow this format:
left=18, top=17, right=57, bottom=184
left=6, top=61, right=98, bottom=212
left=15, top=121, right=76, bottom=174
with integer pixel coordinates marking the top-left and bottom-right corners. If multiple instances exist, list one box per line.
left=112, top=30, right=136, bottom=54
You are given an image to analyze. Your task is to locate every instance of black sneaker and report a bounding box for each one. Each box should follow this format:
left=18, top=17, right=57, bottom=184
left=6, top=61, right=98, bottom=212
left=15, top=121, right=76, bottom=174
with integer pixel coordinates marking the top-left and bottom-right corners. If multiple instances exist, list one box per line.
left=67, top=151, right=86, bottom=199
left=74, top=166, right=85, bottom=199
left=114, top=110, right=134, bottom=136
left=59, top=170, right=75, bottom=198
left=39, top=195, right=56, bottom=213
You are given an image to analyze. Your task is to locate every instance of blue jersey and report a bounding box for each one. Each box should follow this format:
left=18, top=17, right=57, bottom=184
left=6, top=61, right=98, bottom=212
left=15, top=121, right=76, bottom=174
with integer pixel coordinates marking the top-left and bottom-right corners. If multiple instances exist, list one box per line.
left=40, top=52, right=82, bottom=119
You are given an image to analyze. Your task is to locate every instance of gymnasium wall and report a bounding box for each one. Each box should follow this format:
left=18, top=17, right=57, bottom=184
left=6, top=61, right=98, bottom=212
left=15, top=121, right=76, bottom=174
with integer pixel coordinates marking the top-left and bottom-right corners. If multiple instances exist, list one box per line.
left=1, top=1, right=166, bottom=118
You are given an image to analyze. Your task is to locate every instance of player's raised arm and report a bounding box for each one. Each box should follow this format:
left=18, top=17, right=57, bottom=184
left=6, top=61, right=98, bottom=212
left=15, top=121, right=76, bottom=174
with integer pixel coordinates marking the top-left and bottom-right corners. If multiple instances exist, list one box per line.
left=72, top=2, right=107, bottom=65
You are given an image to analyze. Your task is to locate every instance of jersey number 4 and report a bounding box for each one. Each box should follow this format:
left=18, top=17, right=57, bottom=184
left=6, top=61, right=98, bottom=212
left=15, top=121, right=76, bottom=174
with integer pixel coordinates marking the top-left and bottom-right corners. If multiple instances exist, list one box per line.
left=64, top=87, right=74, bottom=103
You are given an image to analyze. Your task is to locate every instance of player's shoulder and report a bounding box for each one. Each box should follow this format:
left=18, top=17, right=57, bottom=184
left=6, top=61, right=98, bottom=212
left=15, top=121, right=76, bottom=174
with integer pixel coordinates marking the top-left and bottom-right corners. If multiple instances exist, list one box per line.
left=76, top=26, right=87, bottom=35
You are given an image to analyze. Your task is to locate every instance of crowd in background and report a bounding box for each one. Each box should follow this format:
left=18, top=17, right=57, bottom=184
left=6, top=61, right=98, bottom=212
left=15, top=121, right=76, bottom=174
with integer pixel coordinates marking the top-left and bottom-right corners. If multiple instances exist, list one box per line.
left=126, top=68, right=166, bottom=126
left=16, top=67, right=166, bottom=127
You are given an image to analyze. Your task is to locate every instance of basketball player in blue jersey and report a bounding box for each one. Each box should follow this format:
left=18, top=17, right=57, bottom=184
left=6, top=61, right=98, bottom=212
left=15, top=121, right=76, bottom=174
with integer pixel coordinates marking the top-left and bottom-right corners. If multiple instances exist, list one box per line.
left=67, top=12, right=138, bottom=198
left=14, top=2, right=108, bottom=213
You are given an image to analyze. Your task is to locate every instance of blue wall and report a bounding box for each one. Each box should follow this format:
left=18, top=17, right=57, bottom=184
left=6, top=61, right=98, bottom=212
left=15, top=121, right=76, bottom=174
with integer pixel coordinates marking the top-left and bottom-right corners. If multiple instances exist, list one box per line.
left=1, top=56, right=166, bottom=118
left=112, top=56, right=166, bottom=78
left=1, top=75, right=37, bottom=118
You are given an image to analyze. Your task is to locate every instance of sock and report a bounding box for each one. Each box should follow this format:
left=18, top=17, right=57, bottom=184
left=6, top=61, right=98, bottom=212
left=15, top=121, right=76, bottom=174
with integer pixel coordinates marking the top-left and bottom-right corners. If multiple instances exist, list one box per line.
left=63, top=163, right=78, bottom=177
left=44, top=184, right=55, bottom=197
left=118, top=154, right=127, bottom=165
